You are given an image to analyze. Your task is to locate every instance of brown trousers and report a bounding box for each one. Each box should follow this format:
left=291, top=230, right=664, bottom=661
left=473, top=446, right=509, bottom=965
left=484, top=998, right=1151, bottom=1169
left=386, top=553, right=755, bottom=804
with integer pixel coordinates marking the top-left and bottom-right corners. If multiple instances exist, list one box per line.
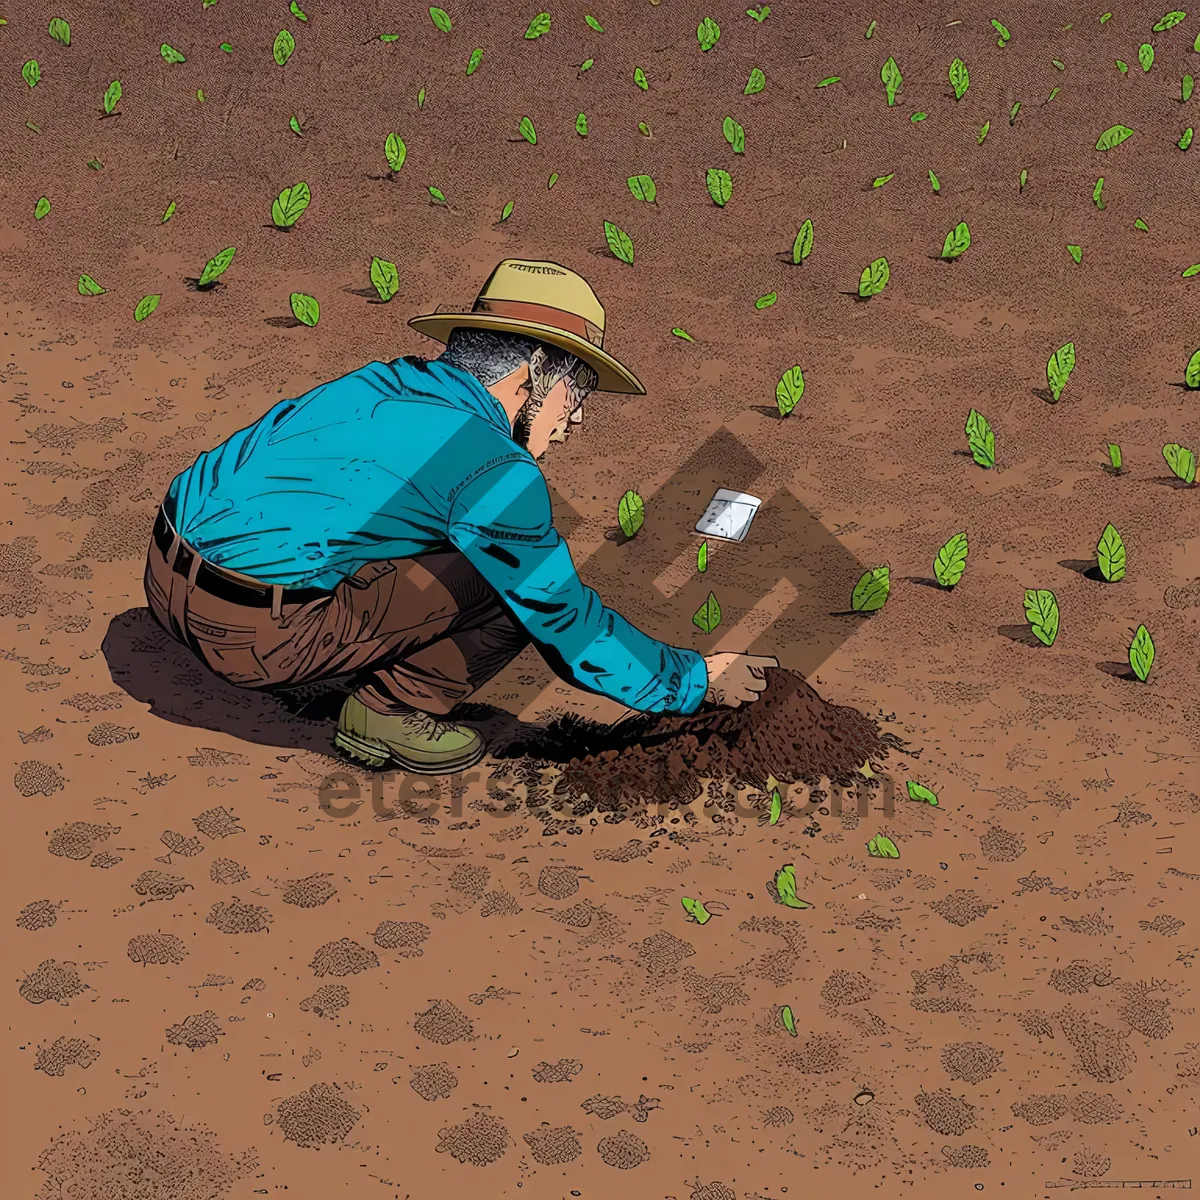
left=144, top=512, right=529, bottom=716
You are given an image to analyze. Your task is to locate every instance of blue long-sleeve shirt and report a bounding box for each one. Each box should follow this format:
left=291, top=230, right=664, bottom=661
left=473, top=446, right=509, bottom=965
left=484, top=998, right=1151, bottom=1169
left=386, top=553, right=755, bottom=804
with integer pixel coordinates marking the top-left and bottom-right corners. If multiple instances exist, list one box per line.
left=167, top=356, right=708, bottom=714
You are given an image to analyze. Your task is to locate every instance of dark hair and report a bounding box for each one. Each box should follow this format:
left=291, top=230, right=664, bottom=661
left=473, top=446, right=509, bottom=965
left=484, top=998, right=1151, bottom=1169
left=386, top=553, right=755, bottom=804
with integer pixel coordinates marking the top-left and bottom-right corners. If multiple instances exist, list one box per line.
left=441, top=327, right=541, bottom=386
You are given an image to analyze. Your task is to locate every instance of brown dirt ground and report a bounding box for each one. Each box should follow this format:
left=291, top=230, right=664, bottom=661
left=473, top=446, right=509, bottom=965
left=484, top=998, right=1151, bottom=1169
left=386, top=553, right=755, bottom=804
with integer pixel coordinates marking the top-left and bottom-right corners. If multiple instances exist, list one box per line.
left=3, top=1, right=1200, bottom=1197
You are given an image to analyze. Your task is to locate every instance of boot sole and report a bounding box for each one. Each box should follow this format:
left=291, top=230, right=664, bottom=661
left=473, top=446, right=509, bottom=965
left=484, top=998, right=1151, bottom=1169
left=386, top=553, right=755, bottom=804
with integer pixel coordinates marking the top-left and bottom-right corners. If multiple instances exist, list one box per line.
left=334, top=728, right=486, bottom=776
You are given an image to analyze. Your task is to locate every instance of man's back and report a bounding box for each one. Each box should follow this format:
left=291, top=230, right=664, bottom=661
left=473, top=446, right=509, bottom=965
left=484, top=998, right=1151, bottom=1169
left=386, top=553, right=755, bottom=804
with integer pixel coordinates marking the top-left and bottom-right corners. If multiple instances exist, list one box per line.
left=168, top=357, right=528, bottom=589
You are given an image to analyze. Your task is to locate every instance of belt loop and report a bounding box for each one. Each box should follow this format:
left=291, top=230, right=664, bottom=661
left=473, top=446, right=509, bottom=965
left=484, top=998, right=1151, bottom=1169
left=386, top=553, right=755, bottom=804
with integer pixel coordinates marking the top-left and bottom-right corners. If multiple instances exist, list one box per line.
left=166, top=531, right=181, bottom=571
left=185, top=546, right=201, bottom=591
left=270, top=584, right=283, bottom=622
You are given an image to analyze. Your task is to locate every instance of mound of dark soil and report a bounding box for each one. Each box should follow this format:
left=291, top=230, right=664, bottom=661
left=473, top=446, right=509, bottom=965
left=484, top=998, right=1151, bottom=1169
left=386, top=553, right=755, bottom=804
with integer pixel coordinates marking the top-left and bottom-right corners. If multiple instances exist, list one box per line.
left=499, top=668, right=899, bottom=808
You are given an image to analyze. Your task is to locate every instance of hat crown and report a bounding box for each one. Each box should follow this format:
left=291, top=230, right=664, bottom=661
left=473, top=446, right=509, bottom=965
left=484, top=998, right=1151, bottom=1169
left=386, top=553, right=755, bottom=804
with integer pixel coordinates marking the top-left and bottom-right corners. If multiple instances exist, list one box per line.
left=476, top=259, right=606, bottom=331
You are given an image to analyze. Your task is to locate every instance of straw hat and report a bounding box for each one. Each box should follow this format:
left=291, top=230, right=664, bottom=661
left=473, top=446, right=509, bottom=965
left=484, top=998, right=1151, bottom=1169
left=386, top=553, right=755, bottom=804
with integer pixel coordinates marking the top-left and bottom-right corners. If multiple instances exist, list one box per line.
left=408, top=258, right=645, bottom=394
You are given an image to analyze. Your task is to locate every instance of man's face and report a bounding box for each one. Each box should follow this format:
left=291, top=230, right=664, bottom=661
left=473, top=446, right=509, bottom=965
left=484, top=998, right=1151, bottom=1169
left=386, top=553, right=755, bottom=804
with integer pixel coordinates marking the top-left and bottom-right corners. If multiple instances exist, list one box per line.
left=520, top=352, right=596, bottom=461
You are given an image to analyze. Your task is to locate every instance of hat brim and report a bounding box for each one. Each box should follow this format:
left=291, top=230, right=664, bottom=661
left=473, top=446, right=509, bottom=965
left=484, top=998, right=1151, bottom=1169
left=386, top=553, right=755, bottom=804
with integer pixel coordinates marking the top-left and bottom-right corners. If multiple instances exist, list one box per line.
left=407, top=312, right=646, bottom=395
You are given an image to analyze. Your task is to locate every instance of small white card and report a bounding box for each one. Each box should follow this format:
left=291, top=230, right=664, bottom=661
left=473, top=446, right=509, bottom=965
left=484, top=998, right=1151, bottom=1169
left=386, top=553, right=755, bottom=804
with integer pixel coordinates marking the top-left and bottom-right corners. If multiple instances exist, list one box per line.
left=695, top=488, right=762, bottom=543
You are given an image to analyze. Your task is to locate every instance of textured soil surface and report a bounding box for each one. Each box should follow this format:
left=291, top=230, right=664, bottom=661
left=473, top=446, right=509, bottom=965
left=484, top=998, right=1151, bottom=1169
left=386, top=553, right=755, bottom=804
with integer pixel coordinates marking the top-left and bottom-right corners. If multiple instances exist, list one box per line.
left=3, top=1, right=1200, bottom=1198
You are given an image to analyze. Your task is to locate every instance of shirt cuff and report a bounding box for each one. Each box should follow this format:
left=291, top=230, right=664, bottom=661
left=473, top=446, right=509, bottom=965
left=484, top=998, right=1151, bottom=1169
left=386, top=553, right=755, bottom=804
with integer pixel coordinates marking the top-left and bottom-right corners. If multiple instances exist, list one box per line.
left=675, top=651, right=709, bottom=715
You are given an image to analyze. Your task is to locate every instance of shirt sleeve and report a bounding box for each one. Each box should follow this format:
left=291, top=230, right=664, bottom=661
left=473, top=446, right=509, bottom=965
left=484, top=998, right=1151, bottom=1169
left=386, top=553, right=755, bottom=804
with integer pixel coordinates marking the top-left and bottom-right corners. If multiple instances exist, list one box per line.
left=447, top=459, right=709, bottom=715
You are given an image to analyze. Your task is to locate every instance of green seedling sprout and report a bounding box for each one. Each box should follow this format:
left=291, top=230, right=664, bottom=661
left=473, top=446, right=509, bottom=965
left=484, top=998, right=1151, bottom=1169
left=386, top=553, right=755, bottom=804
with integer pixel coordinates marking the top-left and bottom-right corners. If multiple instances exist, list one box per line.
left=1107, top=443, right=1123, bottom=472
left=906, top=781, right=939, bottom=805
left=467, top=48, right=483, bottom=74
left=933, top=532, right=969, bottom=588
left=272, top=181, right=311, bottom=229
left=617, top=489, right=644, bottom=538
left=1096, top=523, right=1126, bottom=582
left=428, top=185, right=447, bottom=205
left=1067, top=244, right=1083, bottom=264
left=707, top=168, right=732, bottom=207
left=816, top=76, right=842, bottom=87
left=519, top=116, right=537, bottom=144
left=745, top=67, right=765, bottom=94
left=584, top=13, right=604, bottom=31
left=1046, top=342, right=1076, bottom=401
left=965, top=408, right=995, bottom=468
left=865, top=19, right=877, bottom=38
left=768, top=788, right=782, bottom=825
left=161, top=43, right=186, bottom=63
left=290, top=292, right=320, bottom=326
left=525, top=11, right=551, bottom=37
left=673, top=328, right=696, bottom=342
left=197, top=246, right=236, bottom=289
left=634, top=67, right=648, bottom=90
left=693, top=592, right=721, bottom=634
left=929, top=169, right=941, bottom=192
left=851, top=566, right=890, bottom=613
left=1093, top=177, right=1105, bottom=209
left=77, top=274, right=106, bottom=296
left=1185, top=349, right=1200, bottom=387
left=162, top=200, right=177, bottom=223
left=1010, top=101, right=1021, bottom=124
left=723, top=116, right=746, bottom=154
left=872, top=173, right=894, bottom=188
left=756, top=292, right=777, bottom=310
left=603, top=221, right=634, bottom=264
left=881, top=55, right=902, bottom=105
left=104, top=80, right=122, bottom=113
left=626, top=175, right=658, bottom=204
left=370, top=257, right=399, bottom=301
left=290, top=115, right=303, bottom=135
left=134, top=294, right=161, bottom=322
left=1180, top=128, right=1194, bottom=149
left=941, top=221, right=971, bottom=259
left=48, top=17, right=70, bottom=45
left=780, top=1005, right=798, bottom=1035
left=949, top=57, right=969, bottom=99
left=859, top=256, right=889, bottom=297
left=1155, top=11, right=1187, bottom=29
left=773, top=864, right=812, bottom=909
left=1128, top=624, right=1155, bottom=681
left=499, top=201, right=514, bottom=222
left=547, top=172, right=559, bottom=189
left=978, top=120, right=991, bottom=143
left=1024, top=589, right=1060, bottom=646
left=867, top=834, right=899, bottom=858
left=792, top=219, right=814, bottom=263
left=775, top=366, right=804, bottom=416
left=1020, top=168, right=1028, bottom=190
left=697, top=540, right=708, bottom=572
left=273, top=29, right=294, bottom=65
left=575, top=113, right=588, bottom=137
left=697, top=17, right=721, bottom=51
left=1184, top=265, right=1200, bottom=278
left=34, top=197, right=51, bottom=220
left=23, top=59, right=41, bottom=87
left=681, top=897, right=712, bottom=924
left=290, top=1, right=307, bottom=19
left=748, top=5, right=771, bottom=22
left=1163, top=443, right=1197, bottom=484
left=1096, top=124, right=1134, bottom=150
left=1140, top=43, right=1154, bottom=71
left=430, top=6, right=452, bottom=32
left=1184, top=74, right=1194, bottom=102
left=992, top=18, right=1011, bottom=45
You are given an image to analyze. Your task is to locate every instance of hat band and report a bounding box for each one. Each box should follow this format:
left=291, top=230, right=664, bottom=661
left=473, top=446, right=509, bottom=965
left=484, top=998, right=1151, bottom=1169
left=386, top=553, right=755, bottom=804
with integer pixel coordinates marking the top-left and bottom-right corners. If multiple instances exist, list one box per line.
left=471, top=297, right=605, bottom=347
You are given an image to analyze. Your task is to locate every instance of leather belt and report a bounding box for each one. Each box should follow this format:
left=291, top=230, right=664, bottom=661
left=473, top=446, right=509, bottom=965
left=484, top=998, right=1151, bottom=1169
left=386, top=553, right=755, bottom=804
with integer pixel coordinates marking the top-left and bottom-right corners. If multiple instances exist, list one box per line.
left=153, top=504, right=330, bottom=609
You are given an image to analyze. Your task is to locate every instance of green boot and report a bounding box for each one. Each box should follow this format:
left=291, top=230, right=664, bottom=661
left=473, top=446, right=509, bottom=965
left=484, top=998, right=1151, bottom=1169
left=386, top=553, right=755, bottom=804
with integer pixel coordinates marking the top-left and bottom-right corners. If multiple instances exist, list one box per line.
left=335, top=694, right=485, bottom=774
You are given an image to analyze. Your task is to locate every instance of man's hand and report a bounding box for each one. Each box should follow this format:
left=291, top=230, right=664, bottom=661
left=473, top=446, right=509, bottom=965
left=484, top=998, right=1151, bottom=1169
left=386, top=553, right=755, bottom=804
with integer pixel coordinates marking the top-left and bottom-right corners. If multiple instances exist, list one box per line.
left=702, top=652, right=779, bottom=708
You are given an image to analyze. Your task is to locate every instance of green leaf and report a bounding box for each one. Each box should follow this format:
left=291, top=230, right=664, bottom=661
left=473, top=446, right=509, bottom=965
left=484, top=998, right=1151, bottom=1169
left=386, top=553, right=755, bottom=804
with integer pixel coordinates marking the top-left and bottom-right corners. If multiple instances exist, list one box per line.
left=681, top=897, right=712, bottom=925
left=428, top=185, right=447, bottom=204
left=933, top=531, right=970, bottom=588
left=906, top=780, right=939, bottom=806
left=1020, top=167, right=1028, bottom=190
left=768, top=787, right=782, bottom=824
left=376, top=29, right=397, bottom=39
left=1093, top=177, right=1105, bottom=209
left=745, top=67, right=766, bottom=94
left=1128, top=624, right=1155, bottom=681
left=467, top=47, right=483, bottom=74
left=547, top=172, right=559, bottom=189
left=1196, top=29, right=1200, bottom=49
left=574, top=112, right=588, bottom=136
left=706, top=167, right=732, bottom=207
left=519, top=115, right=537, bottom=144
left=965, top=408, right=996, bottom=468
left=1155, top=10, right=1187, bottom=29
left=992, top=17, right=1011, bottom=41
left=22, top=59, right=41, bottom=88
left=1097, top=123, right=1135, bottom=151
left=290, top=1, right=307, bottom=20
left=1100, top=10, right=1112, bottom=21
left=697, top=16, right=721, bottom=51
left=1009, top=101, right=1021, bottom=124
left=692, top=591, right=722, bottom=634
left=1067, top=243, right=1083, bottom=264
left=198, top=245, right=236, bottom=288
left=1186, top=348, right=1200, bottom=386
left=723, top=116, right=745, bottom=153
left=755, top=292, right=777, bottom=310
left=941, top=221, right=971, bottom=259
left=273, top=29, right=295, bottom=66
left=868, top=834, right=899, bottom=859
left=525, top=11, right=551, bottom=38
left=673, top=327, right=695, bottom=342
left=134, top=294, right=161, bottom=322
left=290, top=292, right=320, bottom=326
left=48, top=17, right=70, bottom=45
left=160, top=43, right=187, bottom=63
left=773, top=864, right=812, bottom=909
left=929, top=168, right=941, bottom=193
left=775, top=366, right=804, bottom=416
left=851, top=566, right=890, bottom=613
left=872, top=172, right=894, bottom=187
left=627, top=174, right=656, bottom=203
left=1163, top=442, right=1197, bottom=483
left=634, top=66, right=648, bottom=90
left=911, top=111, right=928, bottom=122
left=1185, top=73, right=1196, bottom=102
left=289, top=115, right=302, bottom=135
left=638, top=122, right=651, bottom=137
left=384, top=133, right=407, bottom=173
left=1047, top=342, right=1076, bottom=402
left=196, top=88, right=205, bottom=102
left=780, top=1004, right=797, bottom=1035
left=949, top=56, right=970, bottom=99
left=104, top=79, right=122, bottom=113
left=417, top=86, right=426, bottom=109
left=585, top=13, right=604, bottom=32
left=792, top=218, right=814, bottom=263
left=77, top=273, right=106, bottom=296
left=978, top=120, right=991, bottom=143
left=697, top=540, right=708, bottom=572
left=220, top=43, right=233, bottom=53
left=617, top=489, right=645, bottom=538
left=1180, top=127, right=1194, bottom=149
left=881, top=55, right=902, bottom=104
left=1140, top=42, right=1155, bottom=71
left=429, top=6, right=452, bottom=32
left=1052, top=58, right=1066, bottom=70
left=271, top=181, right=311, bottom=228
left=499, top=200, right=514, bottom=222
left=1116, top=59, right=1129, bottom=73
left=815, top=76, right=841, bottom=87
left=604, top=221, right=634, bottom=265
left=162, top=200, right=177, bottom=223
left=1096, top=523, right=1126, bottom=582
left=1023, top=588, right=1060, bottom=646
left=34, top=196, right=51, bottom=220
left=858, top=256, right=889, bottom=297
left=1107, top=443, right=1123, bottom=471
left=747, top=4, right=771, bottom=22
left=370, top=256, right=399, bottom=301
